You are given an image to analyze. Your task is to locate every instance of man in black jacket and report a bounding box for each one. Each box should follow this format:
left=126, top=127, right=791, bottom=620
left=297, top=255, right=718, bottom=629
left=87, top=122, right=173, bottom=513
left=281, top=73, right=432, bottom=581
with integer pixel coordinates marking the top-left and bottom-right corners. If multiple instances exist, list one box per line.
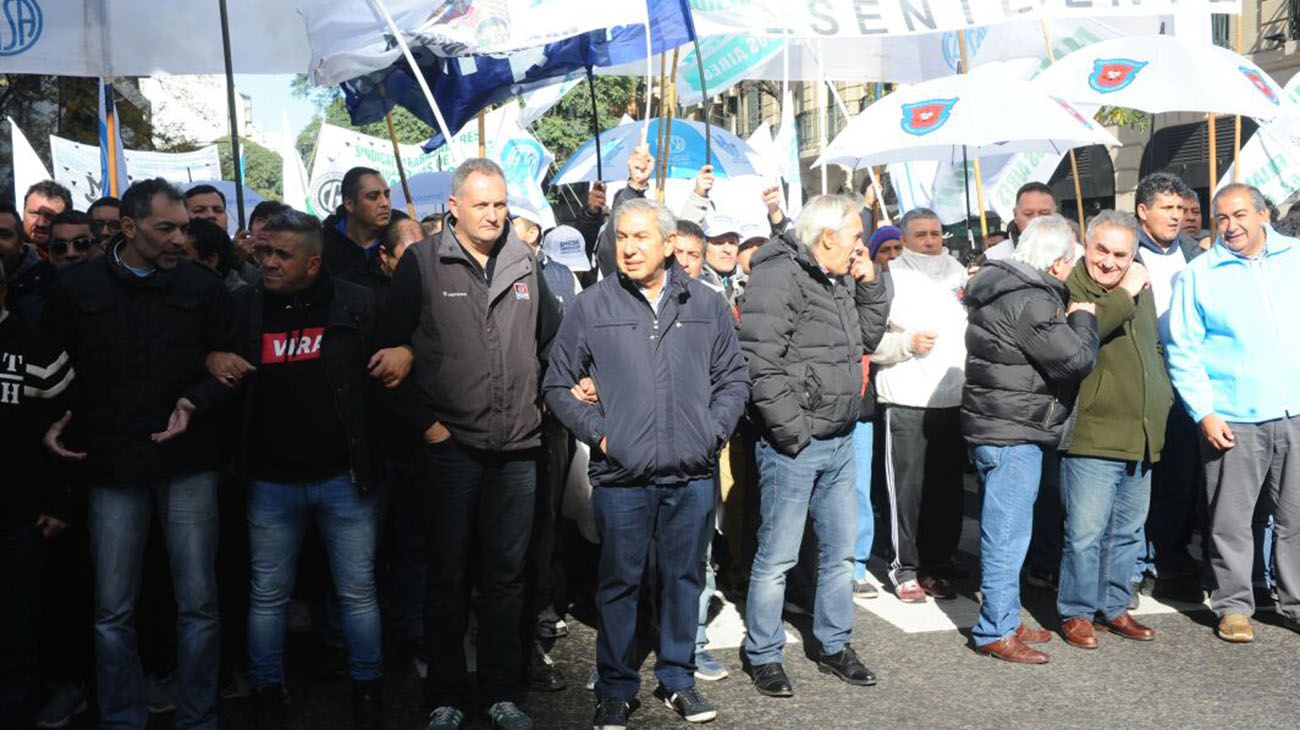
left=322, top=167, right=393, bottom=308
left=739, top=194, right=890, bottom=698
left=544, top=198, right=750, bottom=730
left=40, top=178, right=236, bottom=730
left=376, top=159, right=558, bottom=730
left=961, top=214, right=1098, bottom=664
left=225, top=210, right=386, bottom=729
left=0, top=262, right=76, bottom=728
left=0, top=202, right=56, bottom=325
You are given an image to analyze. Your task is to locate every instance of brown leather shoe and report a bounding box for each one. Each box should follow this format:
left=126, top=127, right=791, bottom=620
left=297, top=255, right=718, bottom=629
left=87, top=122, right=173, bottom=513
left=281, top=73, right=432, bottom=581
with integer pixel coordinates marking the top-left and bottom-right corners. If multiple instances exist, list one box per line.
left=1097, top=612, right=1155, bottom=641
left=918, top=575, right=956, bottom=600
left=1015, top=624, right=1052, bottom=644
left=1060, top=617, right=1098, bottom=649
left=976, top=635, right=1049, bottom=664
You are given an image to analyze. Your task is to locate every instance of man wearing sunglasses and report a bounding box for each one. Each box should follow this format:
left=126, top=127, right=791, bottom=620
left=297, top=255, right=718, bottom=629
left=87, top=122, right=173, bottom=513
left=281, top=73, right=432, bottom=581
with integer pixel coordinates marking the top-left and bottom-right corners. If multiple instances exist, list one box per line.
left=88, top=197, right=122, bottom=248
left=49, top=211, right=102, bottom=269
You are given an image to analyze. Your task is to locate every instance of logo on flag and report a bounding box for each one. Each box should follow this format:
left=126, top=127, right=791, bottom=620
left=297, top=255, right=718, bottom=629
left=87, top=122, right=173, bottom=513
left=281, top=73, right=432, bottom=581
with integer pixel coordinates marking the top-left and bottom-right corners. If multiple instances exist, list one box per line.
left=1239, top=66, right=1280, bottom=105
left=1088, top=59, right=1147, bottom=93
left=1052, top=97, right=1093, bottom=129
left=0, top=0, right=42, bottom=56
left=513, top=282, right=530, bottom=301
left=900, top=99, right=958, bottom=137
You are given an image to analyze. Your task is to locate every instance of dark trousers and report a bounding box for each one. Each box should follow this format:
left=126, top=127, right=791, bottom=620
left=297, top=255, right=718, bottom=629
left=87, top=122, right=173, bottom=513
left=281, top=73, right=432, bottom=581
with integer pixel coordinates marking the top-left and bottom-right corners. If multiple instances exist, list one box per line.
left=883, top=405, right=966, bottom=587
left=528, top=415, right=573, bottom=622
left=421, top=440, right=537, bottom=710
left=1144, top=402, right=1202, bottom=577
left=383, top=454, right=428, bottom=645
left=0, top=526, right=42, bottom=730
left=591, top=480, right=714, bottom=701
left=41, top=524, right=93, bottom=687
left=1028, top=449, right=1063, bottom=575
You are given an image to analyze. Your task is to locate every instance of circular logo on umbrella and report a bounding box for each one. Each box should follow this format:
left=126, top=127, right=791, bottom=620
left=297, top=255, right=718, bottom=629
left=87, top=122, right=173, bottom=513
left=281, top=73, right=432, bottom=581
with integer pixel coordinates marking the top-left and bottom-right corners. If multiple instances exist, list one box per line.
left=1238, top=66, right=1280, bottom=105
left=1088, top=59, right=1147, bottom=93
left=0, top=0, right=42, bottom=56
left=900, top=98, right=958, bottom=137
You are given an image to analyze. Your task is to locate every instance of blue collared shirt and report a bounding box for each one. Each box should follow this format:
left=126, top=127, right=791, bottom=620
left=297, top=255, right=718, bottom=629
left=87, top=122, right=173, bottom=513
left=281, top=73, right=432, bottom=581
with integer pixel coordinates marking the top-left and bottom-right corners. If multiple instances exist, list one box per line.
left=1165, top=225, right=1300, bottom=424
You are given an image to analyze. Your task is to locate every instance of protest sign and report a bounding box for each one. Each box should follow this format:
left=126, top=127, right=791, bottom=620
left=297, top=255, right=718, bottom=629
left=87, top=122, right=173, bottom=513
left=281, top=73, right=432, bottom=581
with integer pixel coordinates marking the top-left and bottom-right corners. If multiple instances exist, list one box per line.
left=49, top=135, right=222, bottom=209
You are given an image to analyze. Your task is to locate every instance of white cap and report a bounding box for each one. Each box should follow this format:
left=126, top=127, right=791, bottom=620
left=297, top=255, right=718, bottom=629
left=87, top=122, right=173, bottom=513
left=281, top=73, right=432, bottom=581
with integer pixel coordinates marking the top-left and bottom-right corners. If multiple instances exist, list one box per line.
left=541, top=225, right=590, bottom=272
left=702, top=214, right=742, bottom=239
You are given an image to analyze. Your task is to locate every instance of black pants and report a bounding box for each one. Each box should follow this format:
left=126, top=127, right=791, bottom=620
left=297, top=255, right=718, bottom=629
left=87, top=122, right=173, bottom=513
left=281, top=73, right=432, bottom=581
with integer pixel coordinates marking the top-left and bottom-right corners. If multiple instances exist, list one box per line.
left=421, top=440, right=537, bottom=710
left=0, top=526, right=42, bottom=730
left=883, top=405, right=966, bottom=587
left=40, top=523, right=93, bottom=688
left=527, top=415, right=573, bottom=623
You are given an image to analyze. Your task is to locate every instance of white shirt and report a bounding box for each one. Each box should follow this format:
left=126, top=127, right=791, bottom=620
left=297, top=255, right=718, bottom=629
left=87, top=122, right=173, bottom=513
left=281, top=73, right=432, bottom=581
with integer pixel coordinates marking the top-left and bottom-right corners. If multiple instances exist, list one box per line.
left=637, top=270, right=670, bottom=314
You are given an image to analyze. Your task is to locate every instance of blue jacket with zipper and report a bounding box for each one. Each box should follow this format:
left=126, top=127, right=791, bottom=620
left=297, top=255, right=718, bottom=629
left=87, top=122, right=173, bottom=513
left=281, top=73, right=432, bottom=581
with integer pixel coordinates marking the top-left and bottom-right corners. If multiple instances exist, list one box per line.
left=543, top=262, right=751, bottom=487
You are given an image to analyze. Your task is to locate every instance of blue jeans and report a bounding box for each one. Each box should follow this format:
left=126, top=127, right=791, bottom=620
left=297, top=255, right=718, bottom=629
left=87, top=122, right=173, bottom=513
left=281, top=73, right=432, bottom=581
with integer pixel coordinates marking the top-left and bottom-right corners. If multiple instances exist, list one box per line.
left=1058, top=457, right=1151, bottom=621
left=852, top=421, right=875, bottom=582
left=246, top=475, right=382, bottom=688
left=970, top=444, right=1043, bottom=646
left=745, top=435, right=856, bottom=665
left=593, top=480, right=714, bottom=701
left=89, top=472, right=220, bottom=730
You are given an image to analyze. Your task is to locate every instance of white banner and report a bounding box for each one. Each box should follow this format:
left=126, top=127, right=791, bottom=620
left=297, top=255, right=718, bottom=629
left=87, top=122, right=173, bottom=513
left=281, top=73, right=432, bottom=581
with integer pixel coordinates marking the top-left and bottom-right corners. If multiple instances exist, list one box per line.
left=0, top=0, right=311, bottom=77
left=9, top=117, right=53, bottom=213
left=1219, top=75, right=1300, bottom=206
left=307, top=103, right=555, bottom=223
left=890, top=151, right=1065, bottom=226
left=690, top=0, right=1238, bottom=39
left=48, top=136, right=222, bottom=209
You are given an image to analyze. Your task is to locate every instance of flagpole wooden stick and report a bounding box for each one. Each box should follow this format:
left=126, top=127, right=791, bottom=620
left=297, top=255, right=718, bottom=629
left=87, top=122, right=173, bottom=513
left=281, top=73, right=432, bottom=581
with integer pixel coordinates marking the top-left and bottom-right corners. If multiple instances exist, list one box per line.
left=958, top=31, right=989, bottom=246
left=477, top=110, right=487, bottom=157
left=814, top=46, right=891, bottom=225
left=1040, top=20, right=1087, bottom=234
left=1208, top=113, right=1218, bottom=193
left=1233, top=14, right=1243, bottom=183
left=104, top=79, right=121, bottom=198
left=658, top=46, right=681, bottom=204
left=377, top=85, right=417, bottom=218
left=690, top=38, right=712, bottom=167
left=587, top=67, right=604, bottom=182
left=655, top=51, right=670, bottom=200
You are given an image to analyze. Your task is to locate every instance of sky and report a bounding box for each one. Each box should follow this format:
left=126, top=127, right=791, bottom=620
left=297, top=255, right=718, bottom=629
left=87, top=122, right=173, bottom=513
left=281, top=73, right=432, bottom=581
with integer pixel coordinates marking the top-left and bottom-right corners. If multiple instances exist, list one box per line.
left=233, top=73, right=322, bottom=146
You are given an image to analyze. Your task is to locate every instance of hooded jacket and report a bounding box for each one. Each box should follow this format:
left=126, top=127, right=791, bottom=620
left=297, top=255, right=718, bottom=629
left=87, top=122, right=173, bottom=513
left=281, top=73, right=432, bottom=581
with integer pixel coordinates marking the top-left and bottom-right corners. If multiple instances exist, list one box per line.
left=961, top=259, right=1098, bottom=447
left=738, top=233, right=890, bottom=455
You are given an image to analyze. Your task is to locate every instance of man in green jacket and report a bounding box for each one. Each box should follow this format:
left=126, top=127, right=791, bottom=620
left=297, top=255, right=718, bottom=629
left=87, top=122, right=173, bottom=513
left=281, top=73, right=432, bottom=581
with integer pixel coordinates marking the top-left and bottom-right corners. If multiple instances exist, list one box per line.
left=1056, top=210, right=1175, bottom=650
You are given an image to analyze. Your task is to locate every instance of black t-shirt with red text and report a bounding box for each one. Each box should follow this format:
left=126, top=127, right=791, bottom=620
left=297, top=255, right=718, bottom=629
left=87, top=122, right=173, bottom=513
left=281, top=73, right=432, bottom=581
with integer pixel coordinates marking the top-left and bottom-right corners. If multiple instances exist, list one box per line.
left=251, top=275, right=349, bottom=484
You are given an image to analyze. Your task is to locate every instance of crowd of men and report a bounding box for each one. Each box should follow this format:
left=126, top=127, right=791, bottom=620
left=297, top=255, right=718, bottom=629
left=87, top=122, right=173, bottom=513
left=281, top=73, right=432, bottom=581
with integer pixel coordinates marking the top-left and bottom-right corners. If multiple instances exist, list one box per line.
left=2, top=146, right=1298, bottom=730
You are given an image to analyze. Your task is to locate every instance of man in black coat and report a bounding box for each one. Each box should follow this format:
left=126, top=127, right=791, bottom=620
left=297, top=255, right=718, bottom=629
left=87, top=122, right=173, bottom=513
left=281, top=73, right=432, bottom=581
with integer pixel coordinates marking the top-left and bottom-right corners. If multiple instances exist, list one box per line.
left=738, top=194, right=889, bottom=698
left=41, top=178, right=237, bottom=730
left=961, top=214, right=1098, bottom=664
left=544, top=198, right=750, bottom=730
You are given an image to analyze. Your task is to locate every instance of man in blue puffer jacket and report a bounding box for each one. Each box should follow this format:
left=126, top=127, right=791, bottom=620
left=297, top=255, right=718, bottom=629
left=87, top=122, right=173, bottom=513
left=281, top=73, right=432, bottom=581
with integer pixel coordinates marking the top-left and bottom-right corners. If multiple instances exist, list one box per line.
left=543, top=198, right=750, bottom=730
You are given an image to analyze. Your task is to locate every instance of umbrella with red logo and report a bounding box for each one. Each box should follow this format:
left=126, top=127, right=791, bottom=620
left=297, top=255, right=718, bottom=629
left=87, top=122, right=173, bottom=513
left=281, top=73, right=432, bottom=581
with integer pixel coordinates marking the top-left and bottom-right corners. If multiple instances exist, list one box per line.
left=814, top=68, right=1119, bottom=169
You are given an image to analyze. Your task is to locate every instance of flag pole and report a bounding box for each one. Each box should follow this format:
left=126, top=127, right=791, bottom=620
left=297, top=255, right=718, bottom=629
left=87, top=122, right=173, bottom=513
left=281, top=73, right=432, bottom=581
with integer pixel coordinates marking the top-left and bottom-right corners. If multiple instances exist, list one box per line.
left=218, top=0, right=247, bottom=229
left=377, top=85, right=417, bottom=218
left=655, top=51, right=670, bottom=201
left=813, top=46, right=890, bottom=225
left=1208, top=113, right=1218, bottom=193
left=477, top=110, right=487, bottom=157
left=1040, top=20, right=1086, bottom=234
left=659, top=46, right=681, bottom=204
left=368, top=0, right=462, bottom=164
left=103, top=79, right=122, bottom=198
left=958, top=30, right=989, bottom=247
left=586, top=67, right=604, bottom=181
left=641, top=12, right=654, bottom=144
left=1233, top=14, right=1243, bottom=183
left=690, top=38, right=712, bottom=167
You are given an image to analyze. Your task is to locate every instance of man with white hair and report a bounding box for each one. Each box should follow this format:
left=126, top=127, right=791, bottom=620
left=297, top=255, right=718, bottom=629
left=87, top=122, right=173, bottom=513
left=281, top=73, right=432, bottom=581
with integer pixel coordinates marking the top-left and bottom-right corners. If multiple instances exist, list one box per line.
left=739, top=194, right=890, bottom=698
left=1057, top=210, right=1171, bottom=650
left=874, top=207, right=970, bottom=603
left=961, top=215, right=1099, bottom=663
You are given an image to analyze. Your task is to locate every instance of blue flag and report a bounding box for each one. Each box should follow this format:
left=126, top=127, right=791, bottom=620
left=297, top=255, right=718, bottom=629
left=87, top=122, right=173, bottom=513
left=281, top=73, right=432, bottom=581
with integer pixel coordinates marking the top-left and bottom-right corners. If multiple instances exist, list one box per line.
left=341, top=0, right=696, bottom=152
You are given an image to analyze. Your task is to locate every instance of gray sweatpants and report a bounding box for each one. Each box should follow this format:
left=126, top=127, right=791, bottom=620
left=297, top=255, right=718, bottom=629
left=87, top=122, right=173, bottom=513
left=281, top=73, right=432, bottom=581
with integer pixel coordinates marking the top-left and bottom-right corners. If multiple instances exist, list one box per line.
left=1203, top=415, right=1300, bottom=618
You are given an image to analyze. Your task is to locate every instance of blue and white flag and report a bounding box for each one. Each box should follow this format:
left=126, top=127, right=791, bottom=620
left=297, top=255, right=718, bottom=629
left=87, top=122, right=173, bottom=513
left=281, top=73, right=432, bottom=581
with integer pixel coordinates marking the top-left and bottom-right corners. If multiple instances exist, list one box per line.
left=98, top=79, right=129, bottom=197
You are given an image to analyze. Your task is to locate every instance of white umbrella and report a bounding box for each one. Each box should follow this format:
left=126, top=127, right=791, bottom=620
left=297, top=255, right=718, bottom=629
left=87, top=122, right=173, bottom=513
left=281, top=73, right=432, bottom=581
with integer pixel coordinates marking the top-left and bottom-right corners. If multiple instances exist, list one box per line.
left=1030, top=34, right=1295, bottom=121
left=553, top=119, right=765, bottom=186
left=815, top=71, right=1119, bottom=169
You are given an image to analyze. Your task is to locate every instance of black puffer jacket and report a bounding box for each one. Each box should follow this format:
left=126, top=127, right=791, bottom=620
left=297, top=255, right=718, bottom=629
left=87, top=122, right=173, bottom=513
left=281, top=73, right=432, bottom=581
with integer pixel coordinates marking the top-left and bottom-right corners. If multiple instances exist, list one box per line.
left=738, top=232, right=890, bottom=456
left=961, top=259, right=1099, bottom=447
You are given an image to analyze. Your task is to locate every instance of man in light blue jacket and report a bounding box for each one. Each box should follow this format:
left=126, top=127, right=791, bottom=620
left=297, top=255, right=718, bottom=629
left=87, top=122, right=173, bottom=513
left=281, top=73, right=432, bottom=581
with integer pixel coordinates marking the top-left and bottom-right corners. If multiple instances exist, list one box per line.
left=1165, top=183, right=1300, bottom=644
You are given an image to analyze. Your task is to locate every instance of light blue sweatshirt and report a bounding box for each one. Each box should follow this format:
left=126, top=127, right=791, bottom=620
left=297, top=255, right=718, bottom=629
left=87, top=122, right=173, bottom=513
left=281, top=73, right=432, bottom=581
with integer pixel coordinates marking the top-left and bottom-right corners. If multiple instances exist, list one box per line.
left=1165, top=226, right=1300, bottom=424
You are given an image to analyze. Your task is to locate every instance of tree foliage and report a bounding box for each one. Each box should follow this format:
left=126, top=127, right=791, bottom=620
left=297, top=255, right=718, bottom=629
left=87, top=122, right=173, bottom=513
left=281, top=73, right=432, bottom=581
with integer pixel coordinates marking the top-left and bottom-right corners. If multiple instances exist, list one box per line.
left=533, top=76, right=644, bottom=170
left=216, top=137, right=282, bottom=200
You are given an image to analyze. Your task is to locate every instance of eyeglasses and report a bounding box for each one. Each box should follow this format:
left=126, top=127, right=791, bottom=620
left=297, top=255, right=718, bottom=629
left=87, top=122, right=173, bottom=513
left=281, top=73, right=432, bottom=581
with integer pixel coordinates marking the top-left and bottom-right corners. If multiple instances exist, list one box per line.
left=90, top=219, right=122, bottom=234
left=50, top=237, right=95, bottom=256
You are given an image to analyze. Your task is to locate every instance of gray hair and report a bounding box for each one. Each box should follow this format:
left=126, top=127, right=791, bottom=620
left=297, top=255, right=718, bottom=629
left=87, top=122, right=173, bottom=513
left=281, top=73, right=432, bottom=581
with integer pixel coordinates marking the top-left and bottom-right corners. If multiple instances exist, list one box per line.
left=899, top=207, right=941, bottom=236
left=1084, top=209, right=1140, bottom=251
left=451, top=158, right=506, bottom=196
left=1212, top=183, right=1268, bottom=215
left=795, top=194, right=859, bottom=248
left=615, top=198, right=677, bottom=241
left=263, top=209, right=325, bottom=256
left=1010, top=214, right=1076, bottom=271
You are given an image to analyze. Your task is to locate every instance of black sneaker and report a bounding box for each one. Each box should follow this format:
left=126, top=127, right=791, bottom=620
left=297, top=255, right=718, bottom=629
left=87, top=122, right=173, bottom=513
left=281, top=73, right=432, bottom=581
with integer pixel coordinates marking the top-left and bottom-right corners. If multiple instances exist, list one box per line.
left=653, top=685, right=717, bottom=723
left=251, top=685, right=287, bottom=730
left=591, top=697, right=639, bottom=730
left=528, top=642, right=567, bottom=692
left=750, top=662, right=793, bottom=698
left=817, top=646, right=877, bottom=686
